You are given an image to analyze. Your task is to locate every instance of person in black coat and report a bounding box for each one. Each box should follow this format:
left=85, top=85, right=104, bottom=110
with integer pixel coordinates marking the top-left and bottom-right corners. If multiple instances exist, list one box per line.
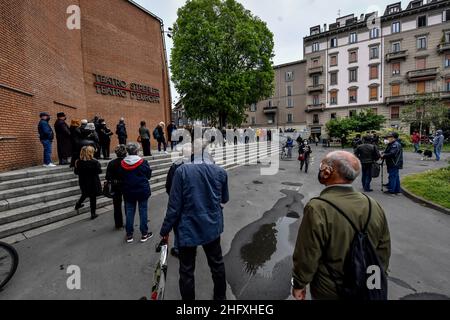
left=354, top=135, right=381, bottom=192
left=99, top=119, right=113, bottom=159
left=74, top=146, right=102, bottom=220
left=105, top=145, right=127, bottom=229
left=116, top=118, right=128, bottom=145
left=298, top=140, right=312, bottom=173
left=69, top=120, right=82, bottom=168
left=54, top=112, right=72, bottom=165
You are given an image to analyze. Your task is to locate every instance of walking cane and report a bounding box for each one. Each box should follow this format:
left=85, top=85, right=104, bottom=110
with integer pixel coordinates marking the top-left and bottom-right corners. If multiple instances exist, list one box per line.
left=381, top=159, right=385, bottom=192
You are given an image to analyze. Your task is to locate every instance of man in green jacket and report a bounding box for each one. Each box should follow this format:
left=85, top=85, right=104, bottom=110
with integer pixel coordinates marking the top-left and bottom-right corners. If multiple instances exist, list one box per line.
left=292, top=151, right=391, bottom=300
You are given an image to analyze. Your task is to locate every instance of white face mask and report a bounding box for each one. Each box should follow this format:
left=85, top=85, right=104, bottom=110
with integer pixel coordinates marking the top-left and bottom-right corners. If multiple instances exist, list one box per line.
left=384, top=139, right=389, bottom=145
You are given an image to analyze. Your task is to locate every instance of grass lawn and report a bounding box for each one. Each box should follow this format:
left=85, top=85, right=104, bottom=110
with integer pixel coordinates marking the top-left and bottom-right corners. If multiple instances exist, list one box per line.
left=402, top=166, right=450, bottom=209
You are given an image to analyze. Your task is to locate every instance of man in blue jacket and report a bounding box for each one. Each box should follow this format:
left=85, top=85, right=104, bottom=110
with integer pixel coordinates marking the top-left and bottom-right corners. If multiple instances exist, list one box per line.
left=160, top=140, right=229, bottom=300
left=38, top=112, right=56, bottom=167
left=121, top=143, right=152, bottom=243
left=433, top=130, right=445, bottom=161
left=381, top=132, right=403, bottom=195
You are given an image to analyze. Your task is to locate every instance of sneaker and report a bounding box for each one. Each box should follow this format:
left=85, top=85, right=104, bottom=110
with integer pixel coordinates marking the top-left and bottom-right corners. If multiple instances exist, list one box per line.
left=126, top=235, right=134, bottom=243
left=140, top=232, right=153, bottom=243
left=46, top=163, right=57, bottom=168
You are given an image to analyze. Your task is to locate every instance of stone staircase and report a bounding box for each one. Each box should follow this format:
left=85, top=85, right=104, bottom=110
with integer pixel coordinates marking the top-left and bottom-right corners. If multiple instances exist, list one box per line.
left=0, top=142, right=278, bottom=242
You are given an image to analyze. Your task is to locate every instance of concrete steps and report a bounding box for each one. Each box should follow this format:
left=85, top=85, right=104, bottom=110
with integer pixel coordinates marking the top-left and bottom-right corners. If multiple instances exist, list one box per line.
left=0, top=142, right=279, bottom=241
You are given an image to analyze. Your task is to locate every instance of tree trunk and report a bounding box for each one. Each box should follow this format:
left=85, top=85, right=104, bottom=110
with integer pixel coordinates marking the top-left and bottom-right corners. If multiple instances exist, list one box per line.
left=219, top=112, right=227, bottom=129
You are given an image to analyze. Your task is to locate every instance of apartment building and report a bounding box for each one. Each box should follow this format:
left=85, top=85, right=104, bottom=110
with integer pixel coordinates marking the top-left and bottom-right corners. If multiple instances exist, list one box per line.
left=383, top=0, right=450, bottom=130
left=303, top=0, right=450, bottom=138
left=244, top=60, right=307, bottom=131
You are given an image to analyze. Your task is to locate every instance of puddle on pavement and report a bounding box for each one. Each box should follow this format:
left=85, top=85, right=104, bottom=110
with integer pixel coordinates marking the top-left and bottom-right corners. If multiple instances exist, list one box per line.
left=400, top=293, right=450, bottom=300
left=224, top=189, right=304, bottom=300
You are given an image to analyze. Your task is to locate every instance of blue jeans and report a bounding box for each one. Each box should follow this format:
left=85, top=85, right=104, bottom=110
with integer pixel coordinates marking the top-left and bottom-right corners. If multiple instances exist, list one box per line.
left=361, top=163, right=373, bottom=192
left=125, top=198, right=149, bottom=236
left=414, top=143, right=419, bottom=153
left=41, top=140, right=52, bottom=165
left=387, top=167, right=401, bottom=194
left=434, top=147, right=441, bottom=161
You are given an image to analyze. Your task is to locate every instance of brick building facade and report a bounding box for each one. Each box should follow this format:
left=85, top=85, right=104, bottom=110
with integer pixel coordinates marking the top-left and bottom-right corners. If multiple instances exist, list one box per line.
left=0, top=0, right=171, bottom=172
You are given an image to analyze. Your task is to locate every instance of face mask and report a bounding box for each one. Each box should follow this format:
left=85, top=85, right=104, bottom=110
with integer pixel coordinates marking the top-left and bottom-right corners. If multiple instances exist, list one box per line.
left=384, top=139, right=389, bottom=145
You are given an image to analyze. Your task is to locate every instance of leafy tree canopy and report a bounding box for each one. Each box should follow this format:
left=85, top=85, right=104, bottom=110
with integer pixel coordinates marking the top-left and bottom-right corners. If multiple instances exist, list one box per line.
left=171, top=0, right=275, bottom=127
left=326, top=110, right=386, bottom=139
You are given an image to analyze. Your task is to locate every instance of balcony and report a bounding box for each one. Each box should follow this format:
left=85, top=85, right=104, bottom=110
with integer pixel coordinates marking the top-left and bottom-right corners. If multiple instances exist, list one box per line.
left=263, top=106, right=278, bottom=114
left=438, top=42, right=450, bottom=53
left=306, top=104, right=325, bottom=113
left=386, top=50, right=408, bottom=62
left=406, top=68, right=438, bottom=82
left=308, top=66, right=324, bottom=75
left=307, top=84, right=324, bottom=93
left=385, top=91, right=450, bottom=105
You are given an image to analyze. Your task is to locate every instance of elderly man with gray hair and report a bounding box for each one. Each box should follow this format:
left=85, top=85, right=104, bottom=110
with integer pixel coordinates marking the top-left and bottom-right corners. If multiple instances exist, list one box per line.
left=291, top=151, right=391, bottom=300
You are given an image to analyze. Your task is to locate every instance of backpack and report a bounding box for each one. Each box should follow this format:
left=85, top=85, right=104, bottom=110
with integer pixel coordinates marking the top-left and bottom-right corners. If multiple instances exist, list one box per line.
left=153, top=128, right=160, bottom=140
left=312, top=195, right=388, bottom=300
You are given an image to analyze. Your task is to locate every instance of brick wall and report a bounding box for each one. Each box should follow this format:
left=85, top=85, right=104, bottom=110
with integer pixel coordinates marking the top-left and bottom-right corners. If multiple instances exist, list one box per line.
left=0, top=0, right=171, bottom=172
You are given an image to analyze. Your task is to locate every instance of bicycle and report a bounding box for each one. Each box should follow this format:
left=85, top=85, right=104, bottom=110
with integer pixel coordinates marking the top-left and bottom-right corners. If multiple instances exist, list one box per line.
left=0, top=241, right=19, bottom=290
left=151, top=236, right=169, bottom=300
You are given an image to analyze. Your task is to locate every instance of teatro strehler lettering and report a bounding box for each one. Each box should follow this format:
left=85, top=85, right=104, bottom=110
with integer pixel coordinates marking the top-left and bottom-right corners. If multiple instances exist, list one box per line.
left=93, top=73, right=160, bottom=103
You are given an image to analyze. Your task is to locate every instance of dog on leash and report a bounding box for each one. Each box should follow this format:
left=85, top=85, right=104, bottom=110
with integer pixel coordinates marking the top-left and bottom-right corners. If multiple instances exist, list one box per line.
left=417, top=149, right=433, bottom=161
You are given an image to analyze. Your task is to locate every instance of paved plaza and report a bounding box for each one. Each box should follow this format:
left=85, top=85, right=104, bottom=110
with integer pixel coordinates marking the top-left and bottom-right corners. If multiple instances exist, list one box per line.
left=0, top=146, right=449, bottom=300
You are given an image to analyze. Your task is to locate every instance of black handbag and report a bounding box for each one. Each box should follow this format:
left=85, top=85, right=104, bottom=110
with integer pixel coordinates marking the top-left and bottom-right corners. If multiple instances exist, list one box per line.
left=103, top=181, right=115, bottom=198
left=371, top=162, right=381, bottom=178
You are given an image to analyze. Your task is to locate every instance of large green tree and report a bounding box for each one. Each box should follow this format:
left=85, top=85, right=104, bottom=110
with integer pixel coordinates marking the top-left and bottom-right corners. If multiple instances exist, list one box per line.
left=171, top=0, right=275, bottom=127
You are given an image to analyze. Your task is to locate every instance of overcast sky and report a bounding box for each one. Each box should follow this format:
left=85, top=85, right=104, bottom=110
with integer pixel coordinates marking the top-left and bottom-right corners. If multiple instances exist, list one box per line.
left=135, top=0, right=410, bottom=104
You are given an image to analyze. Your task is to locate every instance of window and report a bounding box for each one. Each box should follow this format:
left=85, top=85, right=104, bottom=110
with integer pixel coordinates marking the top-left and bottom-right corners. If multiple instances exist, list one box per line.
left=349, top=88, right=358, bottom=103
left=391, top=84, right=400, bottom=96
left=330, top=37, right=338, bottom=48
left=330, top=72, right=338, bottom=86
left=416, top=57, right=427, bottom=70
left=444, top=9, right=450, bottom=22
left=349, top=33, right=357, bottom=44
left=445, top=54, right=450, bottom=68
left=392, top=63, right=401, bottom=75
left=392, top=42, right=401, bottom=53
left=446, top=78, right=450, bottom=92
left=372, top=108, right=378, bottom=114
left=313, top=114, right=320, bottom=124
left=313, top=75, right=320, bottom=86
left=349, top=50, right=358, bottom=63
left=330, top=55, right=338, bottom=67
left=331, top=113, right=337, bottom=120
left=313, top=59, right=319, bottom=66
left=417, top=81, right=426, bottom=94
left=287, top=85, right=292, bottom=96
left=349, top=110, right=357, bottom=117
left=250, top=103, right=257, bottom=112
left=370, top=65, right=379, bottom=80
left=286, top=71, right=294, bottom=81
left=445, top=31, right=450, bottom=43
left=287, top=114, right=293, bottom=123
left=349, top=69, right=358, bottom=82
left=369, top=86, right=378, bottom=101
left=287, top=97, right=294, bottom=108
left=418, top=15, right=427, bottom=28
left=392, top=22, right=401, bottom=34
left=312, top=95, right=320, bottom=105
left=330, top=91, right=338, bottom=105
left=312, top=42, right=320, bottom=52
left=391, top=106, right=400, bottom=120
left=251, top=117, right=256, bottom=125
left=370, top=28, right=380, bottom=39
left=417, top=37, right=427, bottom=50
left=370, top=46, right=379, bottom=59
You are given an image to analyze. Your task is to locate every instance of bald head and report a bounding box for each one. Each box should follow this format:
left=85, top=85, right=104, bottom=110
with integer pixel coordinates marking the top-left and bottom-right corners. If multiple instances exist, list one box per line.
left=322, top=151, right=361, bottom=184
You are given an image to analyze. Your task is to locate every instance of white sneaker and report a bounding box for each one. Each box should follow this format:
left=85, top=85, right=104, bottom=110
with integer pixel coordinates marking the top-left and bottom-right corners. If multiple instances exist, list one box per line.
left=45, top=163, right=57, bottom=168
